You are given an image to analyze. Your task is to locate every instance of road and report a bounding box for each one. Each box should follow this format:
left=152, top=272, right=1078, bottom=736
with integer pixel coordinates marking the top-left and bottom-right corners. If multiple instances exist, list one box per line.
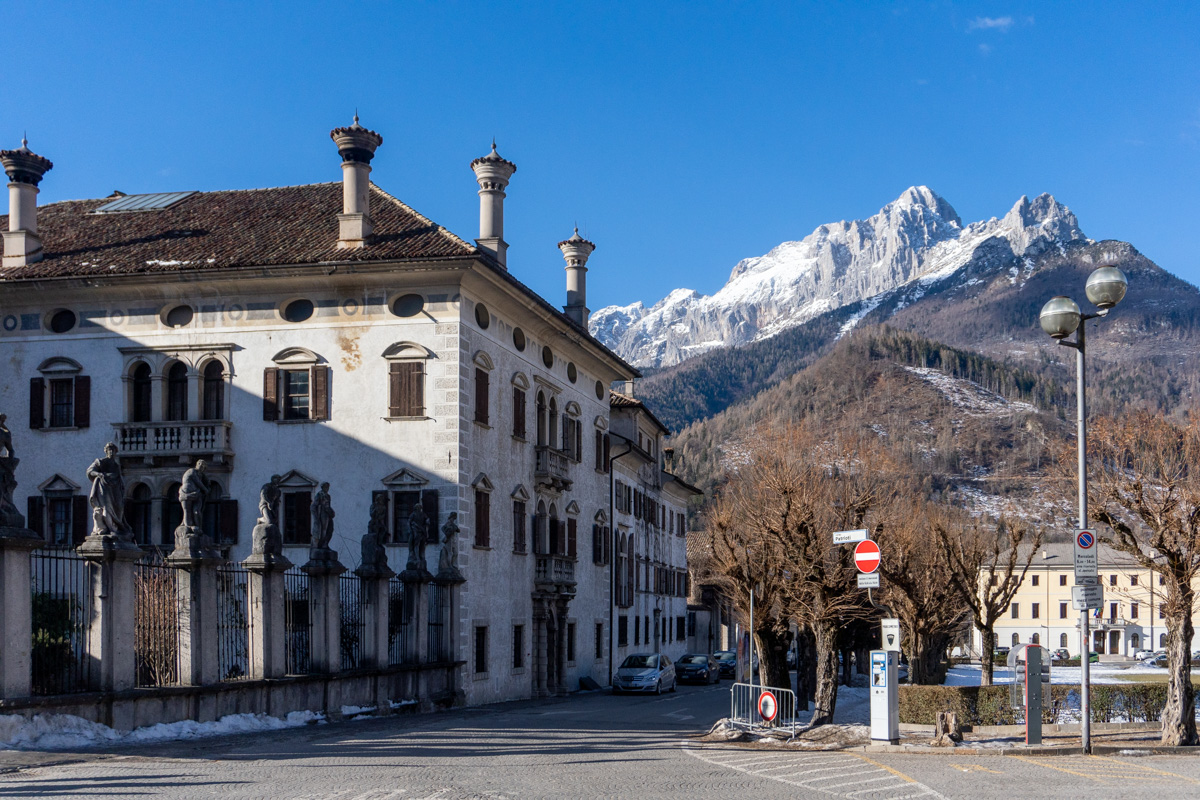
left=2, top=682, right=1200, bottom=799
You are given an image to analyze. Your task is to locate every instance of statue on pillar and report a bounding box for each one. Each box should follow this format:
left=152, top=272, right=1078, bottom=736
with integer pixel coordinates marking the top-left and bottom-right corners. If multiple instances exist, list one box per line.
left=86, top=443, right=134, bottom=542
left=170, top=459, right=219, bottom=560
left=304, top=481, right=340, bottom=568
left=403, top=501, right=432, bottom=578
left=437, top=512, right=463, bottom=582
left=356, top=493, right=392, bottom=579
left=0, top=414, right=35, bottom=537
left=250, top=475, right=284, bottom=562
left=0, top=413, right=13, bottom=458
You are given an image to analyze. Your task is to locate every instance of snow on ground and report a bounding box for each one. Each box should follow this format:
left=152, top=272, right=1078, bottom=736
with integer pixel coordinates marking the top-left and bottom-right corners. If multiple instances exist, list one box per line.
left=945, top=662, right=1173, bottom=686
left=903, top=366, right=1037, bottom=417
left=0, top=710, right=324, bottom=751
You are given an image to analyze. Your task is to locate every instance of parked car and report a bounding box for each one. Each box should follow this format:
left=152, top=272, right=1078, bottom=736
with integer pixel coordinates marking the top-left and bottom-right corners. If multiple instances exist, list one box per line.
left=714, top=650, right=737, bottom=679
left=1051, top=648, right=1071, bottom=662
left=1087, top=651, right=1100, bottom=663
left=1133, top=649, right=1155, bottom=661
left=676, top=653, right=720, bottom=684
left=1145, top=654, right=1169, bottom=668
left=612, top=654, right=676, bottom=694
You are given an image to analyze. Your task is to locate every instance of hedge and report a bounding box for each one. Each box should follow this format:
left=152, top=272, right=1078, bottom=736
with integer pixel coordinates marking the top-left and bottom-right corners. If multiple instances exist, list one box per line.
left=898, top=684, right=1168, bottom=726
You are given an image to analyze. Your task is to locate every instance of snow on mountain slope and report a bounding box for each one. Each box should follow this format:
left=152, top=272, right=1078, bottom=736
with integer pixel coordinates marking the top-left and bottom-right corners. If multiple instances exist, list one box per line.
left=590, top=187, right=1087, bottom=368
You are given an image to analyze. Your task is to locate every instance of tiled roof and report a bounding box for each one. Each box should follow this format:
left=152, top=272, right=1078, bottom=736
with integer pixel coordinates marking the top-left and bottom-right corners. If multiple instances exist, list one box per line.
left=0, top=182, right=476, bottom=281
left=609, top=390, right=670, bottom=434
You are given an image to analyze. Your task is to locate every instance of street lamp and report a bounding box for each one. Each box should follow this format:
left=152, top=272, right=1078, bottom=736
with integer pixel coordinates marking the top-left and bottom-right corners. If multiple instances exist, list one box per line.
left=1038, top=264, right=1128, bottom=754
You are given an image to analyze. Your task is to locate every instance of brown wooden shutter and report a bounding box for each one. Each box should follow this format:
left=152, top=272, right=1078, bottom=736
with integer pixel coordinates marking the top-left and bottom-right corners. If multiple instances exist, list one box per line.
left=219, top=499, right=238, bottom=545
left=263, top=368, right=279, bottom=421
left=575, top=421, right=582, bottom=463
left=29, top=377, right=45, bottom=429
left=603, top=434, right=610, bottom=472
left=73, top=375, right=91, bottom=428
left=421, top=489, right=439, bottom=543
left=295, top=491, right=312, bottom=544
left=27, top=496, right=44, bottom=536
left=389, top=362, right=403, bottom=417
left=567, top=518, right=577, bottom=560
left=311, top=365, right=330, bottom=420
left=71, top=495, right=89, bottom=544
left=474, top=368, right=489, bottom=425
left=474, top=490, right=490, bottom=547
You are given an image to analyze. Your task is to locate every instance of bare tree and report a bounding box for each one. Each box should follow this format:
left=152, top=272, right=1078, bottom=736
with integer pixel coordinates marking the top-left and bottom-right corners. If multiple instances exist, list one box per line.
left=877, top=498, right=970, bottom=684
left=936, top=516, right=1042, bottom=686
left=1088, top=413, right=1200, bottom=746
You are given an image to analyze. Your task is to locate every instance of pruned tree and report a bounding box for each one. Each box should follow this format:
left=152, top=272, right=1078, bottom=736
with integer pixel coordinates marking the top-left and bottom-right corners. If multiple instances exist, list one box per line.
left=1088, top=412, right=1200, bottom=746
left=877, top=497, right=971, bottom=685
left=936, top=515, right=1042, bottom=686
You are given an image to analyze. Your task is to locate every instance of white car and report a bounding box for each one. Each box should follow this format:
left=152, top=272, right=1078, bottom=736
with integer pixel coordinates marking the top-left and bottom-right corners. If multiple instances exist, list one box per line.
left=1133, top=649, right=1155, bottom=661
left=612, top=653, right=677, bottom=694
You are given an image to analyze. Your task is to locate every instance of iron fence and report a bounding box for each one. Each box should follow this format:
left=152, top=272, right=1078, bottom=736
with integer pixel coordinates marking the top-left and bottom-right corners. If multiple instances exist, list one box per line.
left=216, top=563, right=250, bottom=681
left=387, top=576, right=412, bottom=665
left=339, top=574, right=364, bottom=671
left=427, top=583, right=447, bottom=663
left=729, top=682, right=798, bottom=739
left=30, top=546, right=92, bottom=695
left=135, top=555, right=182, bottom=687
left=284, top=568, right=312, bottom=675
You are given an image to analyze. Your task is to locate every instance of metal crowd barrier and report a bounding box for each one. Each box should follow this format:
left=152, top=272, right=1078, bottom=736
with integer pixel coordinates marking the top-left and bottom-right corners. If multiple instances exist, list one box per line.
left=729, top=682, right=798, bottom=739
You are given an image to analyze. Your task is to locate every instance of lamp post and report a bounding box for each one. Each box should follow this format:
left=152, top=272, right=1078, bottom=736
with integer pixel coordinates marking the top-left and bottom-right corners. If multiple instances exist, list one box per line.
left=1039, top=265, right=1128, bottom=754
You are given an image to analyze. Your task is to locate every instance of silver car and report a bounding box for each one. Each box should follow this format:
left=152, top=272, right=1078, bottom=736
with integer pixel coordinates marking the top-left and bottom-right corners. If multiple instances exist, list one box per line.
left=612, top=653, right=676, bottom=694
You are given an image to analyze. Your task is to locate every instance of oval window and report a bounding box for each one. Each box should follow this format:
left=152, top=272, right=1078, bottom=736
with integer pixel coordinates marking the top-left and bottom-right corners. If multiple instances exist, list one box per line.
left=567, top=362, right=578, bottom=383
left=48, top=309, right=77, bottom=333
left=283, top=299, right=315, bottom=323
left=391, top=294, right=424, bottom=317
left=475, top=303, right=491, bottom=329
left=542, top=345, right=554, bottom=369
left=513, top=327, right=526, bottom=352
left=165, top=305, right=194, bottom=327
left=595, top=380, right=605, bottom=400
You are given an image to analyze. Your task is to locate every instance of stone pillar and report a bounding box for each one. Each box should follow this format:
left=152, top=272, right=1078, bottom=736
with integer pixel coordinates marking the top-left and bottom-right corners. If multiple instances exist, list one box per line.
left=302, top=555, right=345, bottom=673
left=355, top=563, right=395, bottom=670
left=78, top=537, right=143, bottom=692
left=0, top=529, right=41, bottom=698
left=243, top=554, right=293, bottom=679
left=168, top=551, right=222, bottom=685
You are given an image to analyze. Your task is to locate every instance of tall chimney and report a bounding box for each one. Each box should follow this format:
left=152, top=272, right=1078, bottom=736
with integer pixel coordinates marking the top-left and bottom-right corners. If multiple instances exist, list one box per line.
left=558, top=227, right=595, bottom=327
left=470, top=142, right=516, bottom=269
left=329, top=115, right=383, bottom=249
left=2, top=138, right=53, bottom=268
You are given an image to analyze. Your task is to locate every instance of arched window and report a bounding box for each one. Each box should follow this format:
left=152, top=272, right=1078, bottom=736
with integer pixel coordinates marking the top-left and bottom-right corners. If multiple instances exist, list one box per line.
left=1060, top=633, right=1068, bottom=648
left=1160, top=633, right=1167, bottom=648
left=166, top=362, right=188, bottom=421
left=131, top=362, right=152, bottom=422
left=162, top=483, right=182, bottom=547
left=1031, top=633, right=1040, bottom=644
left=1011, top=633, right=1020, bottom=646
left=548, top=398, right=559, bottom=449
left=536, top=392, right=548, bottom=447
left=128, top=483, right=152, bottom=545
left=1130, top=633, right=1140, bottom=649
left=202, top=361, right=225, bottom=420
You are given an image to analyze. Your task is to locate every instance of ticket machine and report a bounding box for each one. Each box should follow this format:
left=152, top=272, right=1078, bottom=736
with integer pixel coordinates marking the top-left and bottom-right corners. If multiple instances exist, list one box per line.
left=869, top=650, right=899, bottom=745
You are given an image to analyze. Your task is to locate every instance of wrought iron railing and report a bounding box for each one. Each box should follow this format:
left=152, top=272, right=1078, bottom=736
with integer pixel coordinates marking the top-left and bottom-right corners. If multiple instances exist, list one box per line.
left=339, top=574, right=364, bottom=671
left=427, top=583, right=447, bottom=663
left=216, top=563, right=250, bottom=681
left=135, top=555, right=182, bottom=687
left=30, top=546, right=92, bottom=695
left=284, top=568, right=312, bottom=675
left=388, top=576, right=413, bottom=666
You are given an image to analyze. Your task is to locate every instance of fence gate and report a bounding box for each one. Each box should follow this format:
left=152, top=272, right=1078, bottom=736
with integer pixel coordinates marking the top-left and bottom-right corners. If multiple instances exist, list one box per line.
left=216, top=564, right=251, bottom=681
left=30, top=547, right=92, bottom=695
left=730, top=682, right=799, bottom=739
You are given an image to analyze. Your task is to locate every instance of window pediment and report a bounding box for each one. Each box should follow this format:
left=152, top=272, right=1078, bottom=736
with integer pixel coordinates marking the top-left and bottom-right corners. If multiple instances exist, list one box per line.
left=382, top=342, right=434, bottom=360
left=511, top=484, right=531, bottom=502
left=564, top=401, right=581, bottom=417
left=272, top=347, right=323, bottom=366
left=38, top=473, right=81, bottom=492
left=472, top=473, right=494, bottom=493
left=511, top=372, right=530, bottom=390
left=594, top=510, right=608, bottom=524
left=594, top=415, right=608, bottom=431
left=473, top=350, right=495, bottom=371
left=37, top=357, right=82, bottom=375
left=382, top=467, right=430, bottom=488
left=277, top=469, right=318, bottom=489
left=565, top=500, right=581, bottom=516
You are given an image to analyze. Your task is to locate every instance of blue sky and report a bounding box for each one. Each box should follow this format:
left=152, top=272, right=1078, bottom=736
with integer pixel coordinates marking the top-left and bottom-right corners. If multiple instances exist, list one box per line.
left=9, top=1, right=1200, bottom=310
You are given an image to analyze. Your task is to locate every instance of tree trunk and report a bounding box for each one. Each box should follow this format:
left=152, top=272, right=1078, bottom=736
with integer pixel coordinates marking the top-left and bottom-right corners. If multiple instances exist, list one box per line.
left=841, top=646, right=853, bottom=686
left=797, top=629, right=817, bottom=705
left=755, top=627, right=791, bottom=691
left=1161, top=588, right=1198, bottom=746
left=979, top=625, right=996, bottom=686
left=810, top=619, right=840, bottom=727
left=908, top=629, right=949, bottom=685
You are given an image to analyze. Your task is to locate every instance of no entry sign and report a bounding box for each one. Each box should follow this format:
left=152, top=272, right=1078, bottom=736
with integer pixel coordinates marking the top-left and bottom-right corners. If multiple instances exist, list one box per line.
left=758, top=690, right=779, bottom=722
left=855, top=540, right=881, bottom=574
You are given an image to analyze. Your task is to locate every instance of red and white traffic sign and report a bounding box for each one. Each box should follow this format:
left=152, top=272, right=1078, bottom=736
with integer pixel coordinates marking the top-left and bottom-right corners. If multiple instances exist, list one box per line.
left=854, top=540, right=881, bottom=574
left=758, top=690, right=779, bottom=722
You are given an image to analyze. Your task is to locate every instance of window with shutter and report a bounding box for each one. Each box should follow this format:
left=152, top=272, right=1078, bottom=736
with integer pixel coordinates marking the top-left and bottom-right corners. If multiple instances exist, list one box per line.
left=311, top=365, right=330, bottom=420
left=512, top=500, right=527, bottom=553
left=567, top=518, right=577, bottom=560
left=26, top=496, right=44, bottom=536
left=474, top=489, right=490, bottom=547
left=263, top=367, right=279, bottom=420
left=390, top=491, right=420, bottom=544
left=73, top=375, right=91, bottom=428
left=475, top=368, right=489, bottom=425
left=29, top=377, right=45, bottom=429
left=283, top=491, right=312, bottom=544
left=71, top=496, right=89, bottom=544
left=389, top=362, right=425, bottom=418
left=512, top=387, right=526, bottom=439
left=218, top=499, right=239, bottom=545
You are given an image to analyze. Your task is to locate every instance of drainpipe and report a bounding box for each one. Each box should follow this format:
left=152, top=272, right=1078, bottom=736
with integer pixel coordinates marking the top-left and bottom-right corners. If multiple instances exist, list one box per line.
left=608, top=435, right=635, bottom=687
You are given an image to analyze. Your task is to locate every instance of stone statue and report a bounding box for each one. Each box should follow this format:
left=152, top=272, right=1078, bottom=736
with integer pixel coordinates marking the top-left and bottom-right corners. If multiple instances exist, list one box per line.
left=311, top=482, right=335, bottom=550
left=437, top=512, right=461, bottom=579
left=178, top=459, right=209, bottom=529
left=405, top=501, right=429, bottom=572
left=87, top=442, right=134, bottom=541
left=358, top=493, right=390, bottom=576
left=250, top=475, right=283, bottom=560
left=0, top=414, right=28, bottom=533
left=0, top=414, right=13, bottom=457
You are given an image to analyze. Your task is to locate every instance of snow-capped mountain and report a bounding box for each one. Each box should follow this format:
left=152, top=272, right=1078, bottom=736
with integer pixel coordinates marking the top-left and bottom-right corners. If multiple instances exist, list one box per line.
left=590, top=187, right=1087, bottom=368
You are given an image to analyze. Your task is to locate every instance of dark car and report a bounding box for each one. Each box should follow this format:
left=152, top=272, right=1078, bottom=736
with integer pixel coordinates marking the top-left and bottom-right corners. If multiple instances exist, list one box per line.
left=676, top=653, right=720, bottom=684
left=714, top=650, right=737, bottom=678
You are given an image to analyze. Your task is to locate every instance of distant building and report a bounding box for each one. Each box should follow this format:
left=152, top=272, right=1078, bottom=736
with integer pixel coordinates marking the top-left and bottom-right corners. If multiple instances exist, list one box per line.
left=0, top=121, right=698, bottom=704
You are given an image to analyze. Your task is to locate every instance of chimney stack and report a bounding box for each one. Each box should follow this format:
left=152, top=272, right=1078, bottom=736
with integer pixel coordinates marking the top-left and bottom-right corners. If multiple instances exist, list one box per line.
left=2, top=138, right=53, bottom=267
left=623, top=380, right=635, bottom=397
left=558, top=227, right=595, bottom=327
left=470, top=142, right=516, bottom=269
left=329, top=115, right=383, bottom=249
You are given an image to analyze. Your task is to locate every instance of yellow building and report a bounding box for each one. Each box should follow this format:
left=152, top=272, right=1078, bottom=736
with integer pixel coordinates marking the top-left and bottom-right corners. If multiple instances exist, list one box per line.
left=974, top=543, right=1200, bottom=659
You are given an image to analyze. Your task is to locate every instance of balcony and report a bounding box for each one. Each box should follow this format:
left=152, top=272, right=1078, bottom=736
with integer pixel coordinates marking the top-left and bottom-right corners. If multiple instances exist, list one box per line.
left=113, top=420, right=233, bottom=461
left=535, top=556, right=576, bottom=591
left=534, top=446, right=572, bottom=491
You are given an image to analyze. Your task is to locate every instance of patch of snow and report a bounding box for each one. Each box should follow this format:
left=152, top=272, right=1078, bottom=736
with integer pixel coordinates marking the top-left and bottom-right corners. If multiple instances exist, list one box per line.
left=903, top=366, right=1037, bottom=417
left=836, top=295, right=885, bottom=340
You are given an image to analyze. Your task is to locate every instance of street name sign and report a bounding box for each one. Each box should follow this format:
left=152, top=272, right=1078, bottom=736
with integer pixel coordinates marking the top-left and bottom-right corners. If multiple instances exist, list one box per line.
left=1071, top=584, right=1103, bottom=611
left=854, top=540, right=881, bottom=573
left=857, top=573, right=880, bottom=588
left=833, top=529, right=869, bottom=544
left=1073, top=529, right=1098, bottom=585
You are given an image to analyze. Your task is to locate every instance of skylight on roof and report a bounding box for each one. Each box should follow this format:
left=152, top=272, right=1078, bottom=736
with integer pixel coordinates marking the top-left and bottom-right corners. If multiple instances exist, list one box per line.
left=93, top=191, right=197, bottom=213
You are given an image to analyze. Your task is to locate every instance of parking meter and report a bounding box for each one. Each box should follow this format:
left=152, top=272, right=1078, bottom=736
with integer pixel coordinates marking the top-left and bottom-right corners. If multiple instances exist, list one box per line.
left=1007, top=644, right=1049, bottom=746
left=869, top=650, right=899, bottom=745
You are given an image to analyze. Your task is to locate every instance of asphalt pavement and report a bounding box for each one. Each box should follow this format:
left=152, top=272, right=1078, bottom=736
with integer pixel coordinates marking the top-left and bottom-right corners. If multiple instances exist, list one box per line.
left=2, top=681, right=1199, bottom=799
